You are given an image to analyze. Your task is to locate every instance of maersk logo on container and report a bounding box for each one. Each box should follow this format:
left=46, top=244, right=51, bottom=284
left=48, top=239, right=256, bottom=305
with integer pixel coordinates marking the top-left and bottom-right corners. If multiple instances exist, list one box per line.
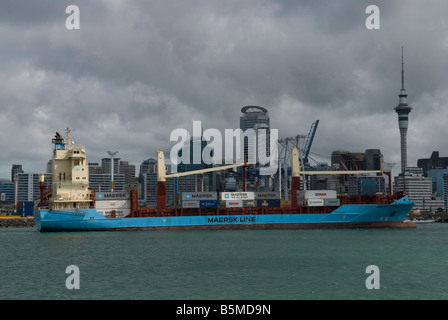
left=315, top=193, right=327, bottom=197
left=170, top=121, right=278, bottom=175
left=221, top=192, right=255, bottom=200
left=182, top=192, right=217, bottom=201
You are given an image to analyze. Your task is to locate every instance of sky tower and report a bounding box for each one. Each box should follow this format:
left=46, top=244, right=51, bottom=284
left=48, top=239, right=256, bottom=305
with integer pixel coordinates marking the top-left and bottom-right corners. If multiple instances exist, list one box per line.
left=394, top=47, right=412, bottom=174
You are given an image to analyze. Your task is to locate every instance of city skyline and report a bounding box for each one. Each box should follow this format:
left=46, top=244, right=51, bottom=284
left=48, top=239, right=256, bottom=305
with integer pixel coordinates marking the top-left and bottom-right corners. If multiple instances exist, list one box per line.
left=1, top=1, right=448, bottom=179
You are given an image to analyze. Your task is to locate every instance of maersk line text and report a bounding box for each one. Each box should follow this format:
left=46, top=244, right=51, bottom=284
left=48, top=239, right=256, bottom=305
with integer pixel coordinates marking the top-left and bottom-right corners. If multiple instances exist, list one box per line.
left=207, top=216, right=256, bottom=223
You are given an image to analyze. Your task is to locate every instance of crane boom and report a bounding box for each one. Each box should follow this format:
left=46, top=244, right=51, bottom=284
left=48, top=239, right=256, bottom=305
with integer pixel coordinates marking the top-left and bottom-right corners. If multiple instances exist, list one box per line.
left=303, top=120, right=319, bottom=165
left=156, top=150, right=248, bottom=181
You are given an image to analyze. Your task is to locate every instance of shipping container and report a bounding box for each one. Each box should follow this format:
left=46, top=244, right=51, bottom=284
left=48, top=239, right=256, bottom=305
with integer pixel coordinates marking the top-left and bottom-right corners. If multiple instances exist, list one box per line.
left=257, top=199, right=281, bottom=207
left=307, top=198, right=325, bottom=207
left=255, top=192, right=280, bottom=199
left=199, top=200, right=219, bottom=208
left=299, top=190, right=337, bottom=199
left=224, top=200, right=243, bottom=208
left=182, top=200, right=200, bottom=208
left=281, top=200, right=291, bottom=207
left=182, top=192, right=217, bottom=201
left=220, top=192, right=255, bottom=200
left=243, top=200, right=256, bottom=207
left=324, top=198, right=341, bottom=206
left=95, top=200, right=131, bottom=209
left=96, top=192, right=130, bottom=200
left=16, top=202, right=34, bottom=217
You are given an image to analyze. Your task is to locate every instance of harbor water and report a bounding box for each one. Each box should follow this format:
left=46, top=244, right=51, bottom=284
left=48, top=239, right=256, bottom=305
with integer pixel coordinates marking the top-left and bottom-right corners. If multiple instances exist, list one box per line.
left=1, top=223, right=448, bottom=300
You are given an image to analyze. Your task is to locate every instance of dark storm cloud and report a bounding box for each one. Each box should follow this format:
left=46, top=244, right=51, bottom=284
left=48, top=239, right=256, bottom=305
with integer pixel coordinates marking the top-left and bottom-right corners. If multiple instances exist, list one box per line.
left=0, top=0, right=447, bottom=177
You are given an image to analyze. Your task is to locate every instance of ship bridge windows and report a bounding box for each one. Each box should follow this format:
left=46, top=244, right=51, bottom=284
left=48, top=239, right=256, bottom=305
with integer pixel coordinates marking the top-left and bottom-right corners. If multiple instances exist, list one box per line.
left=73, top=159, right=85, bottom=167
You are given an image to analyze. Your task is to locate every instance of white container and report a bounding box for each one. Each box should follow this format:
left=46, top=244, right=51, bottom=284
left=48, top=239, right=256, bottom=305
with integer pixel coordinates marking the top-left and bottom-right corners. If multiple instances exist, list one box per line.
left=95, top=200, right=130, bottom=209
left=304, top=190, right=337, bottom=199
left=307, top=198, right=325, bottom=207
left=220, top=192, right=255, bottom=201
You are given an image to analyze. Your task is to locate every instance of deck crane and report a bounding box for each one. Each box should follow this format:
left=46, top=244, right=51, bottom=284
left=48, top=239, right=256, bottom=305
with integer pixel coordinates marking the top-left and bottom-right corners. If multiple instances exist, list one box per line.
left=290, top=147, right=385, bottom=208
left=156, top=150, right=250, bottom=211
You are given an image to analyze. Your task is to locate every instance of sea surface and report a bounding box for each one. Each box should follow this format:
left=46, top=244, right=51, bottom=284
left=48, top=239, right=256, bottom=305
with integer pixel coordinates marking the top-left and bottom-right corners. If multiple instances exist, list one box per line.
left=1, top=223, right=448, bottom=300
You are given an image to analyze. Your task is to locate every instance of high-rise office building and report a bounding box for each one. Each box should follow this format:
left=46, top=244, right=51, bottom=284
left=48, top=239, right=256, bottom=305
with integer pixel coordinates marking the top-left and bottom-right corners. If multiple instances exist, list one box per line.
left=101, top=157, right=120, bottom=175
left=11, top=164, right=23, bottom=182
left=14, top=173, right=51, bottom=203
left=393, top=168, right=444, bottom=211
left=417, top=151, right=448, bottom=176
left=394, top=48, right=413, bottom=174
left=119, top=161, right=136, bottom=187
left=240, top=106, right=270, bottom=162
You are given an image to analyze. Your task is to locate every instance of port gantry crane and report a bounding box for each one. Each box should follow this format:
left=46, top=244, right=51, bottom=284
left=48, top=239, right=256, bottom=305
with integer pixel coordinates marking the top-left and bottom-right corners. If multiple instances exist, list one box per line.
left=302, top=120, right=319, bottom=167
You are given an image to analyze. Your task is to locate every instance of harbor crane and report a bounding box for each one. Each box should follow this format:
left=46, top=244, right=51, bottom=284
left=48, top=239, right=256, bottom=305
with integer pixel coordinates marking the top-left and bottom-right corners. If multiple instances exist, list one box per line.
left=302, top=120, right=319, bottom=166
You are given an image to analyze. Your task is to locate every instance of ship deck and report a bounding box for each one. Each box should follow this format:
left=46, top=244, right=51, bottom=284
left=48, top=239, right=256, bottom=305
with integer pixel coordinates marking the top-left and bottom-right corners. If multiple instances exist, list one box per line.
left=128, top=194, right=404, bottom=218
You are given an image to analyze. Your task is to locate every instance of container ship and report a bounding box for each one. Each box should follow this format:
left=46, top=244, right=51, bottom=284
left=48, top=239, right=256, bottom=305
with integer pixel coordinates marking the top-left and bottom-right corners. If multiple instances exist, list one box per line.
left=35, top=129, right=416, bottom=232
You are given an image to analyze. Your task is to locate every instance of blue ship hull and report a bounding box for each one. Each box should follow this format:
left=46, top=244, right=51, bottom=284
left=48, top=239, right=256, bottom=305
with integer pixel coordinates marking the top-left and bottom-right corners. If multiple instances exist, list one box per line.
left=35, top=196, right=416, bottom=232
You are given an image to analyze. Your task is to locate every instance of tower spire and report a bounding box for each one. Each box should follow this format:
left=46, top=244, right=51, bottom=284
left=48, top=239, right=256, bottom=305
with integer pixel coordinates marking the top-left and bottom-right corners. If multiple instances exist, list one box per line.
left=401, top=46, right=404, bottom=91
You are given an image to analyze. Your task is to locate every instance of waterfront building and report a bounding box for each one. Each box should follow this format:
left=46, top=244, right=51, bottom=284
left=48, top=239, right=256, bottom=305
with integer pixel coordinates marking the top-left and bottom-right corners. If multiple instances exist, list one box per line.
left=141, top=162, right=195, bottom=208
left=364, top=149, right=383, bottom=170
left=89, top=173, right=125, bottom=192
left=394, top=168, right=444, bottom=212
left=88, top=162, right=103, bottom=174
left=14, top=173, right=51, bottom=203
left=427, top=166, right=448, bottom=197
left=176, top=138, right=213, bottom=192
left=240, top=106, right=270, bottom=162
left=417, top=151, right=448, bottom=176
left=11, top=164, right=23, bottom=182
left=119, top=161, right=136, bottom=190
left=348, top=175, right=386, bottom=196
left=101, top=157, right=120, bottom=175
left=0, top=179, right=15, bottom=202
left=139, top=158, right=157, bottom=177
left=331, top=151, right=365, bottom=171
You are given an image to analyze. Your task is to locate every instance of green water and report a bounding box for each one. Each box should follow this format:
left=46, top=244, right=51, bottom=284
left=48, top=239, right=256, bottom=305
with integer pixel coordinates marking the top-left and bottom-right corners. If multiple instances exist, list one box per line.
left=1, top=224, right=447, bottom=300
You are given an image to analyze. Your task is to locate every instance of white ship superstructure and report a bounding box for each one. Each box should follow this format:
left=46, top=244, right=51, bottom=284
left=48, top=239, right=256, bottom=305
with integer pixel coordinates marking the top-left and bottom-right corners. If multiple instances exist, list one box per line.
left=49, top=129, right=93, bottom=210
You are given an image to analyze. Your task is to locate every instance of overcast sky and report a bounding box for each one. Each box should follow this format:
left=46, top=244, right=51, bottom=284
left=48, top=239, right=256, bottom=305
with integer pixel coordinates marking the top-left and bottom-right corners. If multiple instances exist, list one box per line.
left=1, top=0, right=447, bottom=179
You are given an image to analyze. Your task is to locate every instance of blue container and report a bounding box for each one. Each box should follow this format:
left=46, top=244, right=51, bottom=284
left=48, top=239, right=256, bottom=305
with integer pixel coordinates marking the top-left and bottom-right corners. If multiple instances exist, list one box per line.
left=257, top=199, right=281, bottom=208
left=200, top=200, right=219, bottom=208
